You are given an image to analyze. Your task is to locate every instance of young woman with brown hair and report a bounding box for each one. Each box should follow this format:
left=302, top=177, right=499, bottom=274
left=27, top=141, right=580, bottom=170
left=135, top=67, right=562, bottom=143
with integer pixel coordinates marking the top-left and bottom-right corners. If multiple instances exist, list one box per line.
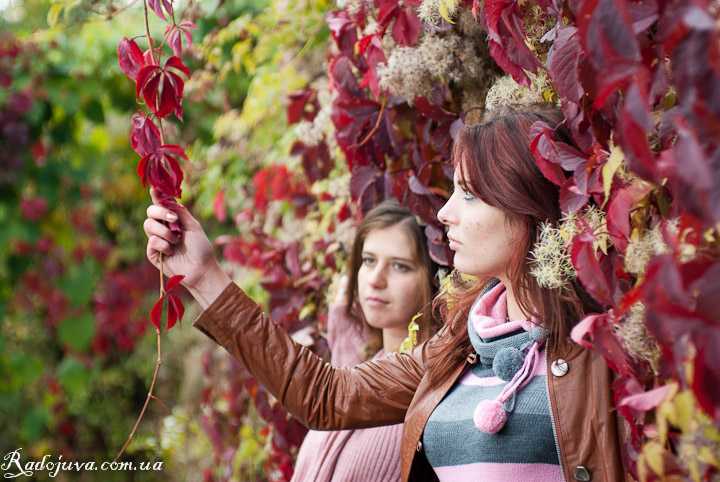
left=143, top=105, right=630, bottom=482
left=292, top=200, right=437, bottom=482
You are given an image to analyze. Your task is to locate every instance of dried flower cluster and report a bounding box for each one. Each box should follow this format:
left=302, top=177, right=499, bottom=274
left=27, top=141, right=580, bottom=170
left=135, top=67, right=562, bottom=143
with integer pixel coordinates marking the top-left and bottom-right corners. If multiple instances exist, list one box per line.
left=417, top=0, right=459, bottom=26
left=337, top=0, right=367, bottom=16
left=485, top=74, right=555, bottom=112
left=674, top=400, right=720, bottom=480
left=295, top=82, right=335, bottom=149
left=378, top=30, right=490, bottom=104
left=624, top=221, right=676, bottom=276
left=614, top=303, right=660, bottom=369
left=530, top=206, right=610, bottom=289
left=529, top=221, right=578, bottom=289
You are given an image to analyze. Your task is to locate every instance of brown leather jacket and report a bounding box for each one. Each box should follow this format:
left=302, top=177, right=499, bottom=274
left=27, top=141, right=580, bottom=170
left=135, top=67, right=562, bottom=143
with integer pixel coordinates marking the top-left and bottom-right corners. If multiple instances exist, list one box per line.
left=194, top=282, right=633, bottom=482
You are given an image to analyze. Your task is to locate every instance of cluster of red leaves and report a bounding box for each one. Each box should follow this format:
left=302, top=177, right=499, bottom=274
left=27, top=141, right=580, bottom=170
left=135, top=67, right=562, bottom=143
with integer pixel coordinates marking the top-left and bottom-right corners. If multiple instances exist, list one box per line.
left=280, top=0, right=720, bottom=478
left=12, top=203, right=157, bottom=357
left=290, top=0, right=473, bottom=267
left=0, top=35, right=45, bottom=185
left=199, top=354, right=309, bottom=482
left=474, top=0, right=720, bottom=476
left=251, top=165, right=315, bottom=215
left=211, top=229, right=332, bottom=481
left=117, top=8, right=197, bottom=325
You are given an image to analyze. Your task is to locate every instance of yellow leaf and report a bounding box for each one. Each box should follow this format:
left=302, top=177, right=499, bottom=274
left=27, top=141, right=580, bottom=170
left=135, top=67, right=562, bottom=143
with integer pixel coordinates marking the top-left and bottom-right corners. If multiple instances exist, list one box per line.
left=666, top=390, right=696, bottom=433
left=637, top=441, right=666, bottom=481
left=299, top=303, right=315, bottom=320
left=398, top=314, right=421, bottom=353
left=47, top=4, right=64, bottom=28
left=698, top=446, right=719, bottom=466
left=602, top=144, right=624, bottom=205
left=438, top=2, right=455, bottom=24
left=704, top=424, right=720, bottom=443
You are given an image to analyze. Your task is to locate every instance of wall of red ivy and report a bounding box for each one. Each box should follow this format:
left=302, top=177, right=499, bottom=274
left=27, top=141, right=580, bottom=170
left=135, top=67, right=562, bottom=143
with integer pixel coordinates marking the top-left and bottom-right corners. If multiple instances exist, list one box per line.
left=113, top=0, right=720, bottom=480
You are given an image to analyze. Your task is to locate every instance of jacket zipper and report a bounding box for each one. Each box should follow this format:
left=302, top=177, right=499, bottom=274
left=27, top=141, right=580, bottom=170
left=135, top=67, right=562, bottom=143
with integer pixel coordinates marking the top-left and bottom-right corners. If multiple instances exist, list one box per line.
left=545, top=368, right=567, bottom=482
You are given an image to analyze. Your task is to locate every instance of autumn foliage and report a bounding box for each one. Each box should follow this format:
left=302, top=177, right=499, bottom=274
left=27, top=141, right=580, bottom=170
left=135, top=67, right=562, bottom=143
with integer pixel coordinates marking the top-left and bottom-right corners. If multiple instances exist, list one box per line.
left=113, top=0, right=720, bottom=479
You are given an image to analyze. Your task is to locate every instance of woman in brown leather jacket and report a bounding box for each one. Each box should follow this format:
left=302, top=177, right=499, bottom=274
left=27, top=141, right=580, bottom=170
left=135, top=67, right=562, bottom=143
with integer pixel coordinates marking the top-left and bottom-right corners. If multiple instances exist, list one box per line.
left=143, top=105, right=632, bottom=482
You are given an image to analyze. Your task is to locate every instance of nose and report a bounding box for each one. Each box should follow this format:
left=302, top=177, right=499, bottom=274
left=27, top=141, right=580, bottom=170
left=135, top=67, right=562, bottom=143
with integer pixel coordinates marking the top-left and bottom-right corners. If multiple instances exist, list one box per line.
left=437, top=193, right=457, bottom=226
left=367, top=264, right=387, bottom=289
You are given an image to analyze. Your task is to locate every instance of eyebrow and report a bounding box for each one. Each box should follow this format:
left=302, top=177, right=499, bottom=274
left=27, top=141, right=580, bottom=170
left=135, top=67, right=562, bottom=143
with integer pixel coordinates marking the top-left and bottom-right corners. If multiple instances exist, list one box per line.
left=361, top=251, right=416, bottom=265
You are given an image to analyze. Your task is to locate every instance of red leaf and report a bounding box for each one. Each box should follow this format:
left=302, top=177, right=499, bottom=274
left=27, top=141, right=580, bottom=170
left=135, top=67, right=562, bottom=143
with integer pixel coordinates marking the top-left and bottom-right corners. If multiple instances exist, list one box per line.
left=164, top=23, right=197, bottom=56
left=570, top=231, right=613, bottom=306
left=213, top=189, right=227, bottom=222
left=414, top=96, right=458, bottom=121
left=131, top=110, right=161, bottom=157
left=693, top=337, right=720, bottom=419
left=137, top=145, right=187, bottom=198
left=530, top=122, right=566, bottom=186
left=136, top=65, right=161, bottom=100
left=165, top=274, right=185, bottom=293
left=137, top=154, right=151, bottom=187
left=286, top=90, right=314, bottom=125
left=331, top=56, right=363, bottom=100
left=140, top=71, right=162, bottom=110
left=392, top=7, right=421, bottom=46
left=559, top=177, right=589, bottom=214
left=166, top=293, right=184, bottom=331
left=165, top=56, right=190, bottom=78
left=570, top=311, right=636, bottom=376
left=148, top=0, right=168, bottom=20
left=136, top=58, right=188, bottom=120
left=618, top=385, right=675, bottom=411
left=150, top=296, right=163, bottom=330
left=547, top=27, right=583, bottom=105
left=377, top=2, right=399, bottom=29
left=117, top=37, right=145, bottom=82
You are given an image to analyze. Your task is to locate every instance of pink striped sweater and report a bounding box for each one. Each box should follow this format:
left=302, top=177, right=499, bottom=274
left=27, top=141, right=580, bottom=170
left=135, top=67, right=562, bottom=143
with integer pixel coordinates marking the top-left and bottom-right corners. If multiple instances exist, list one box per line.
left=291, top=304, right=402, bottom=482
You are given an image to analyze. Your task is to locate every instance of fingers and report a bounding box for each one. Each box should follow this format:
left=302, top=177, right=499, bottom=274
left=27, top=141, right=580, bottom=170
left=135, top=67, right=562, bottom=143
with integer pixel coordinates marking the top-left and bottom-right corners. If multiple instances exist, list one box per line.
left=150, top=187, right=160, bottom=205
left=147, top=235, right=174, bottom=257
left=147, top=204, right=179, bottom=223
left=143, top=218, right=180, bottom=244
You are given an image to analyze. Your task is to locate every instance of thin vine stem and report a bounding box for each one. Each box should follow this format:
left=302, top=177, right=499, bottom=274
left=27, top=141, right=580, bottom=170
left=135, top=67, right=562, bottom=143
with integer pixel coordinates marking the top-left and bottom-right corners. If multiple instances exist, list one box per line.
left=114, top=0, right=166, bottom=462
left=143, top=0, right=158, bottom=66
left=113, top=255, right=164, bottom=463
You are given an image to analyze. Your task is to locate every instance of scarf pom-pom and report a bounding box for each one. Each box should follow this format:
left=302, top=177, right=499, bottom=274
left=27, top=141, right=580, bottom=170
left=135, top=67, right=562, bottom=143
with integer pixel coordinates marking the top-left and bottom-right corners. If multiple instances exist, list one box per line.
left=473, top=399, right=506, bottom=434
left=493, top=347, right=524, bottom=381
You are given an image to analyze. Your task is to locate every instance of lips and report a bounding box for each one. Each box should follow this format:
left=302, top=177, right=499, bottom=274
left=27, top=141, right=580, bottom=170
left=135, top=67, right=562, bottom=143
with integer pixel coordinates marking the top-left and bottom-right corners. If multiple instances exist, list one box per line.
left=447, top=233, right=462, bottom=250
left=365, top=296, right=389, bottom=308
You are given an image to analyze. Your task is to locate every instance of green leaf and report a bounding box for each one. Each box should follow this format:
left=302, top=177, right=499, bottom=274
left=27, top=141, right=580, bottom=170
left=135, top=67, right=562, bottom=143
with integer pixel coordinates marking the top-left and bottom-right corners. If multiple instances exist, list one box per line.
left=47, top=4, right=64, bottom=28
left=57, top=356, right=91, bottom=396
left=21, top=408, right=48, bottom=442
left=9, top=353, right=44, bottom=387
left=57, top=314, right=96, bottom=351
left=58, top=264, right=96, bottom=306
left=84, top=99, right=105, bottom=124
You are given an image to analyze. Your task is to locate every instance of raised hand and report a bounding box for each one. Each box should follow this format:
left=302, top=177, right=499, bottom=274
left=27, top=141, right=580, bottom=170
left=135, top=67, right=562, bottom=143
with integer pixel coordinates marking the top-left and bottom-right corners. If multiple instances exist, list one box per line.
left=143, top=188, right=231, bottom=309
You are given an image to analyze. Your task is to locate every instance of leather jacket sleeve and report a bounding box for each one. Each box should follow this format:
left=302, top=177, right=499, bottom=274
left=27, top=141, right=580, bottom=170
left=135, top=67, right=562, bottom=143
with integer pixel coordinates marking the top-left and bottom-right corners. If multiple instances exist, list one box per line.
left=193, top=282, right=427, bottom=430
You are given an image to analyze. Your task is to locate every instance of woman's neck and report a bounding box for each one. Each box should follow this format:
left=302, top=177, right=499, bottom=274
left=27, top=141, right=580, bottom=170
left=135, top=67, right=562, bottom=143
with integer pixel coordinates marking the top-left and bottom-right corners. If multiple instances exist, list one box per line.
left=499, top=277, right=530, bottom=321
left=382, top=327, right=408, bottom=353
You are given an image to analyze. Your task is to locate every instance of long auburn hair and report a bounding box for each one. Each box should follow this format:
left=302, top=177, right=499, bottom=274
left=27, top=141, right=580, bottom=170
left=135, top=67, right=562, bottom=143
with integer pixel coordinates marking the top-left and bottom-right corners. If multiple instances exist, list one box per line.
left=429, top=105, right=602, bottom=381
left=345, top=200, right=440, bottom=355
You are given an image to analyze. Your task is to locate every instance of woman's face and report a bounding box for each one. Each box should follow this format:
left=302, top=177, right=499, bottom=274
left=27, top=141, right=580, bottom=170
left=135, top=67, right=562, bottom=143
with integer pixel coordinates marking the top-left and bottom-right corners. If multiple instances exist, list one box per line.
left=437, top=166, right=521, bottom=280
left=357, top=225, right=427, bottom=333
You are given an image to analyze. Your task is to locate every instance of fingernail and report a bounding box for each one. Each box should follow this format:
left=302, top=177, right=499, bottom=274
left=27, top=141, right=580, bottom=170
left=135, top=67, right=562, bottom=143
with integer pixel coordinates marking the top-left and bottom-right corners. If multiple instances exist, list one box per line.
left=167, top=213, right=178, bottom=221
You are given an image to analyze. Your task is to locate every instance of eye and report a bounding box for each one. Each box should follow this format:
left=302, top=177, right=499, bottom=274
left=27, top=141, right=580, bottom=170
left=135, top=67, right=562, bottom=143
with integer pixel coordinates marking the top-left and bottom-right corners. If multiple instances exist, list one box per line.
left=462, top=188, right=477, bottom=201
left=362, top=257, right=376, bottom=266
left=393, top=262, right=411, bottom=272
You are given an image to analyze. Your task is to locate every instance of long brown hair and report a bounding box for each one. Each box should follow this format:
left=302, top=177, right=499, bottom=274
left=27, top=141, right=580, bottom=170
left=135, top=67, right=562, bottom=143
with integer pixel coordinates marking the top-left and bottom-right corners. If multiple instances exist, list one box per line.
left=430, top=105, right=602, bottom=381
left=346, top=200, right=439, bottom=355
